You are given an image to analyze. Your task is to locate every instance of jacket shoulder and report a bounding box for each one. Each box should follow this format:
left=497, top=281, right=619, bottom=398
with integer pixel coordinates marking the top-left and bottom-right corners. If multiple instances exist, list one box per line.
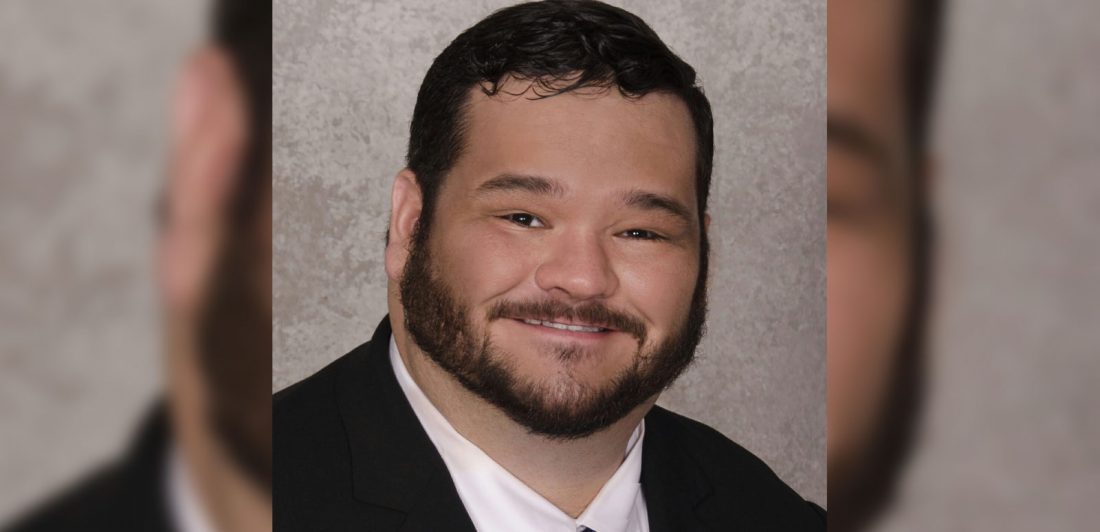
left=645, top=406, right=826, bottom=529
left=4, top=405, right=173, bottom=532
left=6, top=464, right=134, bottom=531
left=274, top=344, right=359, bottom=527
left=274, top=346, right=345, bottom=417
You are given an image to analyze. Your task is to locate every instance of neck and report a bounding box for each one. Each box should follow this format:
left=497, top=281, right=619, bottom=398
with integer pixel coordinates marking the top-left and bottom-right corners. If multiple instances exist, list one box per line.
left=390, top=313, right=654, bottom=518
left=166, top=330, right=271, bottom=532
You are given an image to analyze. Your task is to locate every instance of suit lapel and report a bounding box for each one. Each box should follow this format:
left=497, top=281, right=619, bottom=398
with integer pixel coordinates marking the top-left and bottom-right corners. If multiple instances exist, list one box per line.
left=333, top=316, right=477, bottom=532
left=641, top=407, right=715, bottom=532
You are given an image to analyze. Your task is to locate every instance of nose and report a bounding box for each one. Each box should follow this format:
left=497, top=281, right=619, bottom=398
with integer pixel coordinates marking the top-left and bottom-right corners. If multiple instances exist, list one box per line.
left=534, top=232, right=619, bottom=301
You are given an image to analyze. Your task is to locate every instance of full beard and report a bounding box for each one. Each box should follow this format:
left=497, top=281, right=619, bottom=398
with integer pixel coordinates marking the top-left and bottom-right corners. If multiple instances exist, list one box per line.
left=197, top=221, right=272, bottom=490
left=399, top=229, right=708, bottom=440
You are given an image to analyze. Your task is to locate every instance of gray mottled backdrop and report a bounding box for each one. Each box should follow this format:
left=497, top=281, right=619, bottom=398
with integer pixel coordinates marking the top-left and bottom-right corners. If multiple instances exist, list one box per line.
left=273, top=0, right=826, bottom=505
left=877, top=0, right=1100, bottom=530
left=0, top=0, right=205, bottom=521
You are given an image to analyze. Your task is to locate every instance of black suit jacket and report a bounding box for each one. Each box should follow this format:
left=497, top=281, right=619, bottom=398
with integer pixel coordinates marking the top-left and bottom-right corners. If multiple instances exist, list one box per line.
left=275, top=317, right=825, bottom=531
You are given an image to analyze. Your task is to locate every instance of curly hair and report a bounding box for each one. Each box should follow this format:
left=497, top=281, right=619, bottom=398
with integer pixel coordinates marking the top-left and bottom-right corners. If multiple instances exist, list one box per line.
left=406, top=0, right=713, bottom=236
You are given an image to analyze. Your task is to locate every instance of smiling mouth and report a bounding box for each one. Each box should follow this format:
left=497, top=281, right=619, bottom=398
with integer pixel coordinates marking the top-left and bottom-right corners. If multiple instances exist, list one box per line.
left=518, top=318, right=610, bottom=333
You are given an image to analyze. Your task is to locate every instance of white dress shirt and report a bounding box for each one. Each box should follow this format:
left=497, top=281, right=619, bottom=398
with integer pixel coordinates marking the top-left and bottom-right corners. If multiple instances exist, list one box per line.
left=166, top=445, right=217, bottom=532
left=390, top=337, right=650, bottom=532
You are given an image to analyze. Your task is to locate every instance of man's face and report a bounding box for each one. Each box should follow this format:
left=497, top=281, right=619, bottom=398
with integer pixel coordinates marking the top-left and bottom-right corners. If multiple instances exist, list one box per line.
left=399, top=82, right=706, bottom=438
left=828, top=0, right=915, bottom=484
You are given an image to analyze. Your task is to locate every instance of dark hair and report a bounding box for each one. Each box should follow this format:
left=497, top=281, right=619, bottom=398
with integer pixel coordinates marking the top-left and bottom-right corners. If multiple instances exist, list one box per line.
left=406, top=0, right=713, bottom=237
left=904, top=0, right=944, bottom=158
left=211, top=0, right=272, bottom=223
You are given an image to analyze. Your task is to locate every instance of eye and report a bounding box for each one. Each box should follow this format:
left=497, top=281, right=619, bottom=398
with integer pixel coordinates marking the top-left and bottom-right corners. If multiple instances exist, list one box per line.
left=620, top=229, right=664, bottom=241
left=501, top=212, right=546, bottom=228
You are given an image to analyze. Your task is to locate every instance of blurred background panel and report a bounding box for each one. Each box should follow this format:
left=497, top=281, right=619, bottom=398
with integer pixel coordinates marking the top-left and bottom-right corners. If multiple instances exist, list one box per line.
left=0, top=0, right=205, bottom=522
left=872, top=0, right=1100, bottom=530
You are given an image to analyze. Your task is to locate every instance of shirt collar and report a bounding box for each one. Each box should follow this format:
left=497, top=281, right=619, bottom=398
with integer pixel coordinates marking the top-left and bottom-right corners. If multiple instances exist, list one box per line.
left=390, top=336, right=647, bottom=532
left=166, top=445, right=217, bottom=532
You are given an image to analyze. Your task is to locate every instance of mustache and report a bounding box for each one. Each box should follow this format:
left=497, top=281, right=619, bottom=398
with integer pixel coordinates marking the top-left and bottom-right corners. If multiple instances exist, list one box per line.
left=486, top=299, right=648, bottom=344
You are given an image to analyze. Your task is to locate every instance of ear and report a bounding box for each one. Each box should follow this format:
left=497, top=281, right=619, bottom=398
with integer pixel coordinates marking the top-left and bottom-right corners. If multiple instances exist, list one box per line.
left=703, top=213, right=711, bottom=233
left=384, top=168, right=424, bottom=283
left=158, top=46, right=247, bottom=318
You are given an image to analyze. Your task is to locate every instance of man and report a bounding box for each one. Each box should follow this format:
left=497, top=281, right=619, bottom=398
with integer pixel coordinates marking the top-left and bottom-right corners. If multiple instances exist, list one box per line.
left=827, top=0, right=943, bottom=530
left=275, top=1, right=824, bottom=531
left=5, top=1, right=272, bottom=530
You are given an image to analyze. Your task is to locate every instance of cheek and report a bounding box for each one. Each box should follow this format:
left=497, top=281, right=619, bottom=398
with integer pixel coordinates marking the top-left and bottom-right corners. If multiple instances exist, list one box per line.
left=431, top=221, right=538, bottom=303
left=827, top=223, right=911, bottom=452
left=617, top=248, right=699, bottom=331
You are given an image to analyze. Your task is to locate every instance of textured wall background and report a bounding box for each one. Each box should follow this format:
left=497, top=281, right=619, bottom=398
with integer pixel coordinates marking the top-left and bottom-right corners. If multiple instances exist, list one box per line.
left=274, top=0, right=826, bottom=505
left=0, top=0, right=205, bottom=522
left=876, top=0, right=1100, bottom=530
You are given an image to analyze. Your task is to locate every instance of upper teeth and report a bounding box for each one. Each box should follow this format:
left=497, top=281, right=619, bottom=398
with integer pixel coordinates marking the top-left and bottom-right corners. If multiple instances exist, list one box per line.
left=522, top=319, right=604, bottom=333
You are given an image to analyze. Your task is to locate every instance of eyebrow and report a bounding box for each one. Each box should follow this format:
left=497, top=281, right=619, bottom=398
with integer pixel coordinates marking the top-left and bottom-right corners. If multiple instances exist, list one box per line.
left=622, top=189, right=695, bottom=226
left=475, top=173, right=565, bottom=197
left=827, top=113, right=892, bottom=175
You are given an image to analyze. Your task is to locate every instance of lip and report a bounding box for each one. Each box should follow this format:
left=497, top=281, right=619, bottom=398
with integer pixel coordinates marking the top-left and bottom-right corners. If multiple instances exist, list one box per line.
left=506, top=318, right=619, bottom=341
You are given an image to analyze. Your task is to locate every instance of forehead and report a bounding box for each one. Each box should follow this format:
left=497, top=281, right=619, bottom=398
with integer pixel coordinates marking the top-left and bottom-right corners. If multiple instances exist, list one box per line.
left=829, top=0, right=906, bottom=152
left=448, top=80, right=698, bottom=203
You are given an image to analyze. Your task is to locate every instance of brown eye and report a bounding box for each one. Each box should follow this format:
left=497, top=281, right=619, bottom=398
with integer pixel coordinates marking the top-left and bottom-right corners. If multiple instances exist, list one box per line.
left=621, top=229, right=663, bottom=240
left=501, top=213, right=545, bottom=228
